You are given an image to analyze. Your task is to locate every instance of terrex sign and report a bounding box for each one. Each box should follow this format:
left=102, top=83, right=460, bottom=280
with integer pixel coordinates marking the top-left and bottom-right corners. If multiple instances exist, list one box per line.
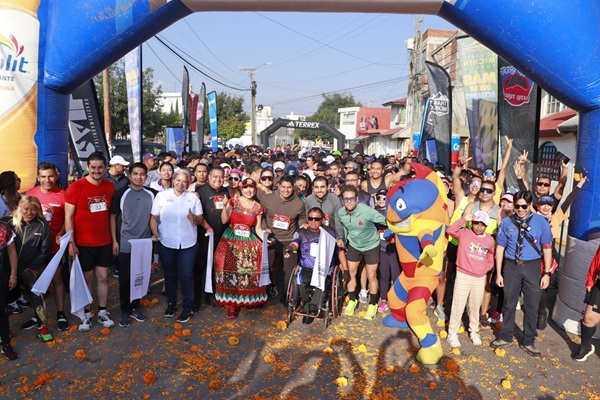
left=500, top=65, right=534, bottom=107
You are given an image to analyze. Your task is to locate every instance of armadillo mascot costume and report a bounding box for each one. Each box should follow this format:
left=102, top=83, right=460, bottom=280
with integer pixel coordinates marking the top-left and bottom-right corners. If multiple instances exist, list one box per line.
left=383, top=163, right=449, bottom=364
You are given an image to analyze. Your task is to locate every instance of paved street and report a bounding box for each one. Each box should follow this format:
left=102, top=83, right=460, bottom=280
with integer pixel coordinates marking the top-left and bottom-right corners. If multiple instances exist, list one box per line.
left=1, top=276, right=598, bottom=399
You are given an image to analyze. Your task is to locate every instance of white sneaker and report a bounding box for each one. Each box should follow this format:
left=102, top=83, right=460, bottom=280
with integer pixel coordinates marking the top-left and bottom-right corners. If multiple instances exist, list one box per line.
left=447, top=333, right=461, bottom=348
left=97, top=310, right=115, bottom=328
left=470, top=332, right=482, bottom=346
left=79, top=313, right=92, bottom=332
left=358, top=289, right=368, bottom=304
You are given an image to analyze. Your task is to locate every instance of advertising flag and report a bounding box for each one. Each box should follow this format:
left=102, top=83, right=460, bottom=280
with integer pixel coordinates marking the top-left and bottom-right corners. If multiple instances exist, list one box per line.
left=421, top=61, right=452, bottom=172
left=124, top=46, right=142, bottom=162
left=182, top=66, right=190, bottom=153
left=197, top=83, right=206, bottom=150
left=165, top=126, right=184, bottom=155
left=207, top=91, right=218, bottom=152
left=498, top=57, right=540, bottom=191
left=457, top=37, right=499, bottom=171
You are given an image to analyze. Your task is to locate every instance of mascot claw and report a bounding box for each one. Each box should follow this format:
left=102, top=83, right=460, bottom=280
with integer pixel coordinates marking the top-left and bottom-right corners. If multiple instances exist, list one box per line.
left=416, top=338, right=443, bottom=365
left=418, top=245, right=437, bottom=267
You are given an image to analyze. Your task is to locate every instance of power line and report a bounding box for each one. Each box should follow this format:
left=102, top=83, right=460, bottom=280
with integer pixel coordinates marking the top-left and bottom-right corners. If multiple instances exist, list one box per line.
left=153, top=35, right=248, bottom=92
left=146, top=41, right=182, bottom=84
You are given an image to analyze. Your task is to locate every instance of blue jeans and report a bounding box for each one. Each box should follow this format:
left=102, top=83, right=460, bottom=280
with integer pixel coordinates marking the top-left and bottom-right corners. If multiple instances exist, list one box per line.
left=158, top=242, right=198, bottom=313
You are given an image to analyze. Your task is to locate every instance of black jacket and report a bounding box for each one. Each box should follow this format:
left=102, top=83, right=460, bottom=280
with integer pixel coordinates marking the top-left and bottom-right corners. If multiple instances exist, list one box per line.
left=2, top=216, right=52, bottom=270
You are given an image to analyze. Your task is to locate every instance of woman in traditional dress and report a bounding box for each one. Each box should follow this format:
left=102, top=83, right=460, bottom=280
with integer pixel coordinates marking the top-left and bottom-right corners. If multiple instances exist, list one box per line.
left=215, top=178, right=267, bottom=319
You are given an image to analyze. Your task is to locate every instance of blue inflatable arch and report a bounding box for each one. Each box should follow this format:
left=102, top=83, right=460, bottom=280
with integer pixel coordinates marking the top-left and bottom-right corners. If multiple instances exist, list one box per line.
left=3, top=0, right=600, bottom=332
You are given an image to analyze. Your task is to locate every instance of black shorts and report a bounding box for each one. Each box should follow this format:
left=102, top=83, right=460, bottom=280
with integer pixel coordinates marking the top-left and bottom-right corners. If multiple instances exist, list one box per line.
left=347, top=245, right=379, bottom=265
left=78, top=245, right=113, bottom=272
left=588, top=281, right=600, bottom=314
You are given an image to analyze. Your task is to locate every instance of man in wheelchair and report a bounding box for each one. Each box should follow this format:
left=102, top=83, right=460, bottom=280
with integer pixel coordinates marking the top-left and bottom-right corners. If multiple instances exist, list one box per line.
left=285, top=207, right=348, bottom=324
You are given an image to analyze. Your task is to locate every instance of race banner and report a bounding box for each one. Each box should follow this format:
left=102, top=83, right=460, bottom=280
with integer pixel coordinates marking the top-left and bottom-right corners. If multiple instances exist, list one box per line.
left=124, top=46, right=142, bottom=162
left=457, top=37, right=499, bottom=171
left=165, top=126, right=184, bottom=154
left=421, top=61, right=452, bottom=172
left=197, top=83, right=206, bottom=151
left=207, top=91, right=218, bottom=152
left=182, top=66, right=190, bottom=153
left=498, top=57, right=540, bottom=191
left=190, top=94, right=198, bottom=151
left=68, top=80, right=110, bottom=176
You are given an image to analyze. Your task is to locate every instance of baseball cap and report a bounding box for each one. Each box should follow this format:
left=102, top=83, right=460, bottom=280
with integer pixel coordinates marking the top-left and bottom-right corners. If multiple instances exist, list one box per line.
left=500, top=193, right=514, bottom=203
left=241, top=178, right=257, bottom=188
left=220, top=163, right=231, bottom=170
left=324, top=155, right=335, bottom=165
left=109, top=155, right=130, bottom=166
left=332, top=150, right=342, bottom=156
left=260, top=162, right=272, bottom=169
left=473, top=211, right=490, bottom=226
left=142, top=153, right=156, bottom=161
left=273, top=161, right=286, bottom=171
left=375, top=188, right=388, bottom=198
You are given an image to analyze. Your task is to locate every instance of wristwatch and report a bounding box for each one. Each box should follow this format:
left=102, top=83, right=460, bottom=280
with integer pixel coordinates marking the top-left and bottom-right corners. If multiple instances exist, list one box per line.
left=545, top=271, right=552, bottom=276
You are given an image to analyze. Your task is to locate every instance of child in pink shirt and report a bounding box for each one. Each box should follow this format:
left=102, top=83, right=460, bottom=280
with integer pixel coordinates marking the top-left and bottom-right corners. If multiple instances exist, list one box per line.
left=445, top=211, right=495, bottom=347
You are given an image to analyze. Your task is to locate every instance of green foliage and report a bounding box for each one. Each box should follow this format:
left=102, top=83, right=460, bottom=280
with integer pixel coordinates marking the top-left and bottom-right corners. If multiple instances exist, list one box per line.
left=294, top=93, right=361, bottom=142
left=202, top=92, right=249, bottom=140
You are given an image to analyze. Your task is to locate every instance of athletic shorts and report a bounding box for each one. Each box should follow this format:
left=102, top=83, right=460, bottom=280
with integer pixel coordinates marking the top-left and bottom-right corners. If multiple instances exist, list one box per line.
left=347, top=245, right=379, bottom=265
left=588, top=280, right=600, bottom=314
left=78, top=244, right=113, bottom=272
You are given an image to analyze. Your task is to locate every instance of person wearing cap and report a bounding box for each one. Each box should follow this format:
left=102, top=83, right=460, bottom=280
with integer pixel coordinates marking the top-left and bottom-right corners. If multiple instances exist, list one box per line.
left=534, top=174, right=587, bottom=330
left=445, top=211, right=496, bottom=348
left=499, top=192, right=515, bottom=220
left=142, top=153, right=156, bottom=174
left=105, top=155, right=130, bottom=192
left=214, top=178, right=267, bottom=319
left=146, top=152, right=172, bottom=185
left=492, top=190, right=553, bottom=357
left=515, top=150, right=568, bottom=212
left=273, top=161, right=286, bottom=182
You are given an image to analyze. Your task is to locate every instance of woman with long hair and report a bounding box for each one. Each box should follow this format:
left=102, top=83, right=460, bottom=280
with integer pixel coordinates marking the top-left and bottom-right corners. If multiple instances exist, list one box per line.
left=5, top=196, right=53, bottom=343
left=215, top=178, right=267, bottom=319
left=0, top=171, right=22, bottom=216
left=227, top=169, right=243, bottom=199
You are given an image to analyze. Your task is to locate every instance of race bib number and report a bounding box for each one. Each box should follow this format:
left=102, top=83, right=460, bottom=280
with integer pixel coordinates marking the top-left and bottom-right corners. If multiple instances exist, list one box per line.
left=213, top=195, right=225, bottom=210
left=233, top=224, right=251, bottom=238
left=310, top=242, right=318, bottom=258
left=273, top=215, right=291, bottom=230
left=89, top=201, right=107, bottom=213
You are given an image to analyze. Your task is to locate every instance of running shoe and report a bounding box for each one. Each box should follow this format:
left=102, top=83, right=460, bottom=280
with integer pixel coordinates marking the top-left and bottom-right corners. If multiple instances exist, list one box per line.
left=130, top=309, right=147, bottom=322
left=176, top=311, right=192, bottom=323
left=16, top=295, right=31, bottom=309
left=21, top=317, right=38, bottom=330
left=165, top=303, right=176, bottom=318
left=36, top=325, right=53, bottom=342
left=470, top=332, right=482, bottom=346
left=447, top=333, right=461, bottom=348
left=377, top=300, right=389, bottom=314
left=7, top=301, right=21, bottom=315
left=119, top=312, right=130, bottom=327
left=358, top=289, right=368, bottom=304
left=97, top=310, right=115, bottom=328
left=364, top=304, right=377, bottom=320
left=79, top=312, right=93, bottom=332
left=344, top=299, right=358, bottom=316
left=572, top=344, right=595, bottom=362
left=57, top=314, right=69, bottom=331
left=1, top=344, right=18, bottom=361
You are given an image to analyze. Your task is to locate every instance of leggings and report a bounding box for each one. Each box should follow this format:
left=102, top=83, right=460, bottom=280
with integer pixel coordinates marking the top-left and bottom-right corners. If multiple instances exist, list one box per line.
left=378, top=250, right=401, bottom=301
left=18, top=268, right=47, bottom=326
left=0, top=272, right=9, bottom=344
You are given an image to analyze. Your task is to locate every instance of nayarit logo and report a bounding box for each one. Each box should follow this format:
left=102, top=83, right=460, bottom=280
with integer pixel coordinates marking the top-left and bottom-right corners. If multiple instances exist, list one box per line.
left=503, top=73, right=532, bottom=107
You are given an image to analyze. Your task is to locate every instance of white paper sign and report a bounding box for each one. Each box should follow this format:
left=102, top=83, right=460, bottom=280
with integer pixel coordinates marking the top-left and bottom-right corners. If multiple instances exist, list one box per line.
left=32, top=231, right=71, bottom=296
left=129, top=238, right=153, bottom=302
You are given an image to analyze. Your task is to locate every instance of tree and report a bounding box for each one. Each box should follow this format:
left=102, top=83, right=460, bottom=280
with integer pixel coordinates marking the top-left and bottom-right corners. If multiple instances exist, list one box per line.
left=94, top=62, right=182, bottom=141
left=294, top=93, right=361, bottom=142
left=202, top=92, right=249, bottom=140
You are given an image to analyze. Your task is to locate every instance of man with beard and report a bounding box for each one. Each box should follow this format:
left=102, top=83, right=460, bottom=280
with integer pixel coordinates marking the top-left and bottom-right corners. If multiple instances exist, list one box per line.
left=304, top=176, right=344, bottom=241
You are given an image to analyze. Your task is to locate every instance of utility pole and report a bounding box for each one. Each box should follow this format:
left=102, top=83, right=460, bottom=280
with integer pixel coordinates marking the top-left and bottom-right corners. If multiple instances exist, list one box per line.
left=238, top=62, right=271, bottom=145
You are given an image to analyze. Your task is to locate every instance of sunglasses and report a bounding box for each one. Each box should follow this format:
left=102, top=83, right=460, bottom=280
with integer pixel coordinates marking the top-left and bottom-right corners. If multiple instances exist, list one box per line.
left=375, top=195, right=387, bottom=201
left=342, top=197, right=357, bottom=203
left=514, top=203, right=530, bottom=210
left=470, top=181, right=482, bottom=187
left=483, top=171, right=495, bottom=177
left=228, top=176, right=240, bottom=182
left=480, top=188, right=494, bottom=195
left=260, top=176, right=274, bottom=181
left=537, top=182, right=551, bottom=187
left=307, top=216, right=323, bottom=222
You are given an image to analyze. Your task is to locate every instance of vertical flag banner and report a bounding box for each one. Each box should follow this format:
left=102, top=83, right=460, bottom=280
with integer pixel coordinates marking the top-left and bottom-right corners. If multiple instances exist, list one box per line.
left=416, top=98, right=430, bottom=159
left=124, top=46, right=142, bottom=162
left=68, top=80, right=109, bottom=176
left=165, top=126, right=184, bottom=154
left=498, top=57, right=540, bottom=191
left=182, top=66, right=190, bottom=153
left=457, top=37, right=499, bottom=171
left=190, top=94, right=198, bottom=152
left=207, top=91, right=218, bottom=152
left=197, top=83, right=206, bottom=151
left=422, top=61, right=452, bottom=172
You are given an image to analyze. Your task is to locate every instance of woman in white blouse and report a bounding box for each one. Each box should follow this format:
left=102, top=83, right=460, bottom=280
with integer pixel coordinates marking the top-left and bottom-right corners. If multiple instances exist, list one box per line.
left=150, top=169, right=203, bottom=323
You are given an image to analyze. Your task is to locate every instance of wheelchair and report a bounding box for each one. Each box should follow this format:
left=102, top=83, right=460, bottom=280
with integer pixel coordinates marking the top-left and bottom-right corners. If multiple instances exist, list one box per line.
left=286, top=263, right=346, bottom=329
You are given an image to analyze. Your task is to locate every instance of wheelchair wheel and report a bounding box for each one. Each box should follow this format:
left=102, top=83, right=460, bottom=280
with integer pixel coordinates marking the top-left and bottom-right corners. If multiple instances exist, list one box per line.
left=286, top=265, right=300, bottom=324
left=331, top=265, right=345, bottom=319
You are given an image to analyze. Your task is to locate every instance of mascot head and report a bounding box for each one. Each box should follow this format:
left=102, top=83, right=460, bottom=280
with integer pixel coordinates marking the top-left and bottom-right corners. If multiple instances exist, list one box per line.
left=386, top=163, right=448, bottom=234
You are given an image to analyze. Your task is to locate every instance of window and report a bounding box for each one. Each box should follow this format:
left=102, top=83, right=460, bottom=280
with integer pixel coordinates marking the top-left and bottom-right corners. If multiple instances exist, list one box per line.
left=537, top=141, right=561, bottom=182
left=545, top=94, right=566, bottom=116
left=342, top=112, right=355, bottom=125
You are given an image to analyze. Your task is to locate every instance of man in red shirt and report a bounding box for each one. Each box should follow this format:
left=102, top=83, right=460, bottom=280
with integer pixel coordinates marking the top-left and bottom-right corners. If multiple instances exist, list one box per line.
left=25, top=162, right=69, bottom=331
left=64, top=152, right=116, bottom=332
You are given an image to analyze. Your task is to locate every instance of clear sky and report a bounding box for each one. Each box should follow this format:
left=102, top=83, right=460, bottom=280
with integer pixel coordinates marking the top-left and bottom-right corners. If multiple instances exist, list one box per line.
left=143, top=12, right=456, bottom=118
